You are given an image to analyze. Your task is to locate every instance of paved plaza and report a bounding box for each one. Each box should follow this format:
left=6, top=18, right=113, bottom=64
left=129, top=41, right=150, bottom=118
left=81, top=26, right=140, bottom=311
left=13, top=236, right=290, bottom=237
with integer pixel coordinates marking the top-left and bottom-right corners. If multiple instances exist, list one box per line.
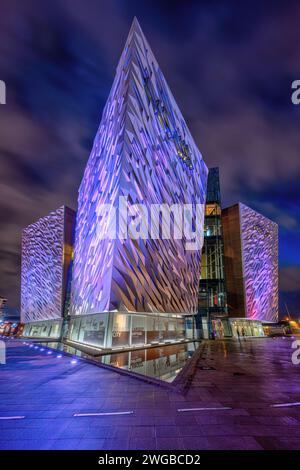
left=0, top=337, right=300, bottom=450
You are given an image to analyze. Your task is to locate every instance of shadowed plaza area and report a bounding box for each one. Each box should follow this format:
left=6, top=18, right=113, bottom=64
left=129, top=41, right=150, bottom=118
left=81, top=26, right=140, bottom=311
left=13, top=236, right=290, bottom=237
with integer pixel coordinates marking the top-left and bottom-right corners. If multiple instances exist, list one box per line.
left=0, top=338, right=300, bottom=450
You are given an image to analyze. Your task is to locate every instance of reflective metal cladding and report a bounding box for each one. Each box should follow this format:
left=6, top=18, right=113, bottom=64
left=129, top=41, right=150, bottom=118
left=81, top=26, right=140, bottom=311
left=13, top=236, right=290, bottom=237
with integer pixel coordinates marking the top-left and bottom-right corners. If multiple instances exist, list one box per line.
left=222, top=203, right=278, bottom=323
left=21, top=206, right=75, bottom=323
left=69, top=18, right=208, bottom=316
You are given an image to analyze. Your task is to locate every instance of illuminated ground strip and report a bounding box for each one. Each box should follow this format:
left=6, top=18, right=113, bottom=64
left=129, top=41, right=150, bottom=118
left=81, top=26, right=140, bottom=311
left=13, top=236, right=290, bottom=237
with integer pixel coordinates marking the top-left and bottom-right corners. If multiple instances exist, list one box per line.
left=73, top=411, right=134, bottom=417
left=0, top=416, right=25, bottom=420
left=271, top=402, right=300, bottom=408
left=177, top=407, right=232, bottom=412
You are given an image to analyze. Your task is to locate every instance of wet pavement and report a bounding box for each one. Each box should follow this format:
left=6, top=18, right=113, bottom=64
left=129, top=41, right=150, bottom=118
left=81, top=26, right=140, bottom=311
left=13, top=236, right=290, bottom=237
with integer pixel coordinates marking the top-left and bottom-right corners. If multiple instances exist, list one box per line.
left=0, top=336, right=300, bottom=450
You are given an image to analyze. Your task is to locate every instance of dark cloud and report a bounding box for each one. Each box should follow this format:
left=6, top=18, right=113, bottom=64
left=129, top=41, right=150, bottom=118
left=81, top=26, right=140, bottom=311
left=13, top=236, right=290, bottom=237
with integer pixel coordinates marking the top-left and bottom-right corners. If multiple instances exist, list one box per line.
left=0, top=0, right=299, bottom=315
left=280, top=266, right=300, bottom=317
left=280, top=266, right=300, bottom=293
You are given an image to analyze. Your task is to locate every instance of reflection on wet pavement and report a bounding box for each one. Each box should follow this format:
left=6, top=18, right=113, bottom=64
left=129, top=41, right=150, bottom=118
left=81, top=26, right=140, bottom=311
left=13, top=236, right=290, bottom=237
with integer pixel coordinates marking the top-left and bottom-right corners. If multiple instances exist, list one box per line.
left=44, top=341, right=199, bottom=382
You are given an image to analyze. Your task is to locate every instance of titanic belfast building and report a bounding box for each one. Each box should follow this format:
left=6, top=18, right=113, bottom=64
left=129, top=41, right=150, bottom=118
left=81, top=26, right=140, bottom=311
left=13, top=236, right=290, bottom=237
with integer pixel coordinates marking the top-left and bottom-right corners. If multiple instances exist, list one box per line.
left=21, top=19, right=208, bottom=346
left=21, top=206, right=75, bottom=338
left=221, top=203, right=278, bottom=337
left=21, top=19, right=278, bottom=345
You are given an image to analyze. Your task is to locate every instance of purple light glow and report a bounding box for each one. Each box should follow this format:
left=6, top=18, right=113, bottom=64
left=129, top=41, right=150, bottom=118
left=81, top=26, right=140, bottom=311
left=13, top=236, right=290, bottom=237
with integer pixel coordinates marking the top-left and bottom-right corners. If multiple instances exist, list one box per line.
left=239, top=203, right=278, bottom=322
left=21, top=207, right=65, bottom=323
left=20, top=206, right=75, bottom=328
left=69, top=19, right=207, bottom=317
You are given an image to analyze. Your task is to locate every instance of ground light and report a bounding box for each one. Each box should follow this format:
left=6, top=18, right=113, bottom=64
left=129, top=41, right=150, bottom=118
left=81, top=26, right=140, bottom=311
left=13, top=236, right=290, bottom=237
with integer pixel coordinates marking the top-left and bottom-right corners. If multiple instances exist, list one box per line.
left=21, top=339, right=79, bottom=366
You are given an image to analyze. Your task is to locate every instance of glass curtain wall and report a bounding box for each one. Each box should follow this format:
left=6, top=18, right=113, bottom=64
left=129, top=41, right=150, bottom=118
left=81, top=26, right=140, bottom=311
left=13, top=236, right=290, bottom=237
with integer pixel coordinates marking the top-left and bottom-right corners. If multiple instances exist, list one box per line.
left=198, top=168, right=228, bottom=338
left=23, top=319, right=63, bottom=338
left=229, top=319, right=264, bottom=337
left=68, top=312, right=186, bottom=350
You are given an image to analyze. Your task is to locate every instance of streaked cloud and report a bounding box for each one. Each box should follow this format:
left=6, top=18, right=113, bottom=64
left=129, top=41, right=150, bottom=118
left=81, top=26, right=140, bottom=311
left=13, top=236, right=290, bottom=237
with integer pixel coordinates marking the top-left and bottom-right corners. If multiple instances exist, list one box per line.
left=0, top=0, right=299, bottom=314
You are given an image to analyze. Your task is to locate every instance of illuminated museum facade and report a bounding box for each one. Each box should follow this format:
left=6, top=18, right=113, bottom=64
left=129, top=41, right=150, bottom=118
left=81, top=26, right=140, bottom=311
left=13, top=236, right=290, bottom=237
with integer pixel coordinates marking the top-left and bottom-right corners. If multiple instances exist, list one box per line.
left=20, top=20, right=278, bottom=346
left=21, top=206, right=75, bottom=338
left=222, top=203, right=279, bottom=327
left=67, top=18, right=208, bottom=349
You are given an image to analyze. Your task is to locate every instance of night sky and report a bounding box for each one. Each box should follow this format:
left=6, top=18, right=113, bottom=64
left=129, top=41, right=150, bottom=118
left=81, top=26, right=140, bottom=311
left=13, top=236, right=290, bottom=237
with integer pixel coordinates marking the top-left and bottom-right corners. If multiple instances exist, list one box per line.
left=0, top=0, right=299, bottom=317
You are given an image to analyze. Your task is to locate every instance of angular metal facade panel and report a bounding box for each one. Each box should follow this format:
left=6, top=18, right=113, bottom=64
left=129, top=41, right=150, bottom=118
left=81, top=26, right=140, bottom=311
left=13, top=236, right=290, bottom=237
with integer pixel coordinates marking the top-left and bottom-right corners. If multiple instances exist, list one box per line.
left=70, top=19, right=208, bottom=316
left=21, top=206, right=75, bottom=323
left=239, top=203, right=278, bottom=322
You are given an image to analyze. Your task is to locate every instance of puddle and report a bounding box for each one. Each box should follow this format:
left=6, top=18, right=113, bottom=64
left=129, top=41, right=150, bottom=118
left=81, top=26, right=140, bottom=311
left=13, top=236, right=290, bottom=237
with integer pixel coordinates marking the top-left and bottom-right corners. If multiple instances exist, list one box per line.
left=43, top=341, right=199, bottom=383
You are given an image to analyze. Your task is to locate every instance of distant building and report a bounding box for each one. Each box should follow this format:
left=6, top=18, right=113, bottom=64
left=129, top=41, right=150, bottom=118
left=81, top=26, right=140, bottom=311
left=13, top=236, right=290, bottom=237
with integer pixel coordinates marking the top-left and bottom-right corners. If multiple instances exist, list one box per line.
left=197, top=168, right=228, bottom=339
left=0, top=296, right=7, bottom=319
left=222, top=203, right=278, bottom=330
left=21, top=206, right=75, bottom=338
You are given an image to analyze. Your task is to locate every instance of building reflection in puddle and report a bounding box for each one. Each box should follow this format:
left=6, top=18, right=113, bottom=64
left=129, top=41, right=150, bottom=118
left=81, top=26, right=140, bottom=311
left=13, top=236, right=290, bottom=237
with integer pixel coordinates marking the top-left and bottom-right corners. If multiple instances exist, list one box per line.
left=45, top=341, right=199, bottom=383
left=102, top=342, right=198, bottom=382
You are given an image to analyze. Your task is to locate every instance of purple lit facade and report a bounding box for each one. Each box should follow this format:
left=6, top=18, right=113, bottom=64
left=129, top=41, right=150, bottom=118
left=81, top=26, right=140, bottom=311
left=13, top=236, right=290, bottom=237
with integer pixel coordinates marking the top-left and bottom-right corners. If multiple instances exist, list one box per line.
left=222, top=203, right=278, bottom=323
left=69, top=19, right=208, bottom=320
left=18, top=20, right=279, bottom=347
left=21, top=206, right=75, bottom=337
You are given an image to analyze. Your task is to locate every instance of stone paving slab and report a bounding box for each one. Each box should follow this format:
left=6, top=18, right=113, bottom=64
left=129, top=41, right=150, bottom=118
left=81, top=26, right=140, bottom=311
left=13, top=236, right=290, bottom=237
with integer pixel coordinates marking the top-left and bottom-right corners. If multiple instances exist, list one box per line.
left=0, top=337, right=300, bottom=449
